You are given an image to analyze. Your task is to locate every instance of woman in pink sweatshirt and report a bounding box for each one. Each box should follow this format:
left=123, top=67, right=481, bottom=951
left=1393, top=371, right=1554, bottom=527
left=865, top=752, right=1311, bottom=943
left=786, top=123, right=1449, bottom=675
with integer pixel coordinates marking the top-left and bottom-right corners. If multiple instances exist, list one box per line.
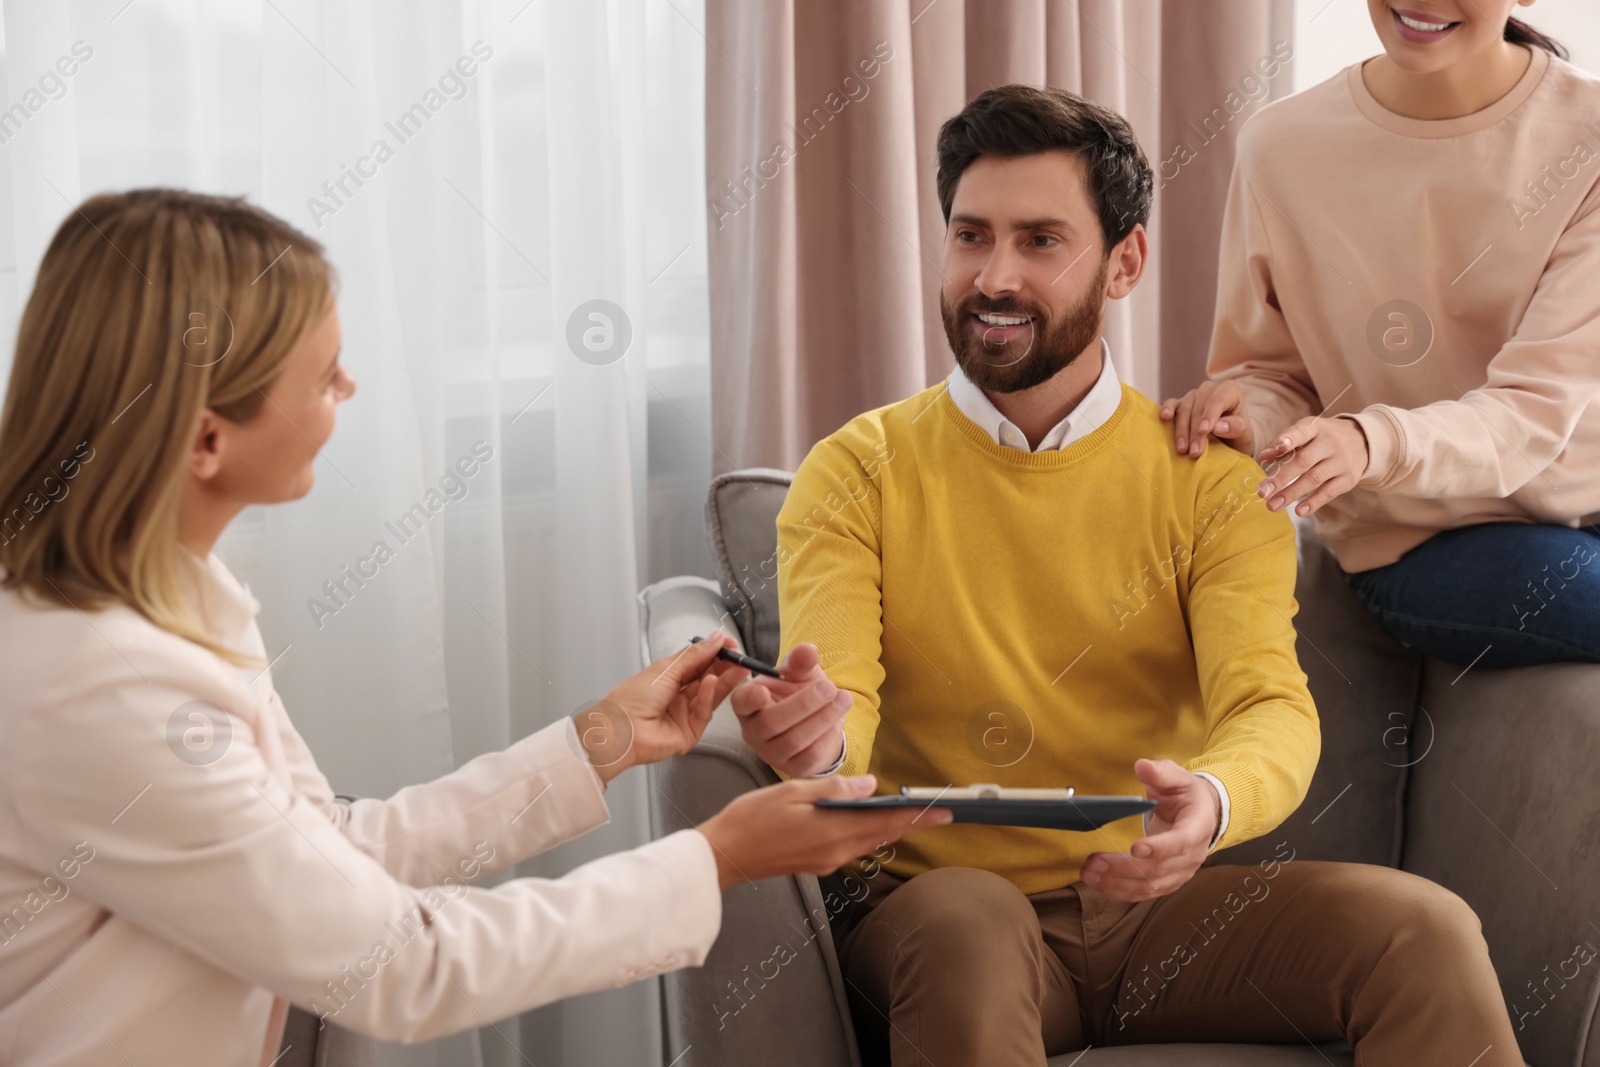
left=1166, top=1, right=1600, bottom=668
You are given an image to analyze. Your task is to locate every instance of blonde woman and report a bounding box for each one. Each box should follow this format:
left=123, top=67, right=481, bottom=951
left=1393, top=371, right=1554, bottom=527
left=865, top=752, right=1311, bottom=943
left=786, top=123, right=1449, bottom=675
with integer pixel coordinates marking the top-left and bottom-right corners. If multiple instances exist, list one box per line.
left=1163, top=2, right=1600, bottom=668
left=0, top=190, right=940, bottom=1065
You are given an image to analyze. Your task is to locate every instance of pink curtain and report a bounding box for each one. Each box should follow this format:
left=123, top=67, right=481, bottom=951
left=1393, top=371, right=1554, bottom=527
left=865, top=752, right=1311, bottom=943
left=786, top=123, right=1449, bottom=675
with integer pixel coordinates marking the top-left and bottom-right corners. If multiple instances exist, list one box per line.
left=705, top=0, right=1289, bottom=472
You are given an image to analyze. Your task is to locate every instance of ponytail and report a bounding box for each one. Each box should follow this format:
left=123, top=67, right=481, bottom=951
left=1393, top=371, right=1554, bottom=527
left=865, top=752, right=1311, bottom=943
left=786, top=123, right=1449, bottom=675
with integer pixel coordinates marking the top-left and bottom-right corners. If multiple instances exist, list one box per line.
left=1504, top=16, right=1568, bottom=59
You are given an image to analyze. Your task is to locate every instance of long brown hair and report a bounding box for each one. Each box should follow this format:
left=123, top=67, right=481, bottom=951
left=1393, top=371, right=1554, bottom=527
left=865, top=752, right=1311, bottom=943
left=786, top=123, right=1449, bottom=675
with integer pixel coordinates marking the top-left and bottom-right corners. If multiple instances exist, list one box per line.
left=1505, top=16, right=1567, bottom=58
left=0, top=189, right=335, bottom=664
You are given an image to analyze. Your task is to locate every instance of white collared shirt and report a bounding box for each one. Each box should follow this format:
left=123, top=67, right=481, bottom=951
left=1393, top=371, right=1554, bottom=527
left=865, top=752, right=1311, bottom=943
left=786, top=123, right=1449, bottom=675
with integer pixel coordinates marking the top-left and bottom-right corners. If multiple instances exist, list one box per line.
left=946, top=337, right=1123, bottom=451
left=813, top=338, right=1232, bottom=850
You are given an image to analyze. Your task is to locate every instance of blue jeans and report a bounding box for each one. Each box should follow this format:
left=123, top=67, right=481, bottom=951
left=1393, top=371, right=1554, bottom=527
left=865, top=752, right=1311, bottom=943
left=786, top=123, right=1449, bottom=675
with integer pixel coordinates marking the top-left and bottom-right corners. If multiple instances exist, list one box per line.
left=1344, top=522, right=1600, bottom=668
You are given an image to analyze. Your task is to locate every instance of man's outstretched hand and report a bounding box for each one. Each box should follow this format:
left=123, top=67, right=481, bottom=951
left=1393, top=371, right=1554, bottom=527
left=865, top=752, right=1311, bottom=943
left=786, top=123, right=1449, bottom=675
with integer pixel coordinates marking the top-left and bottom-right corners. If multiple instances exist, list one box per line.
left=1078, top=758, right=1221, bottom=902
left=729, top=642, right=852, bottom=777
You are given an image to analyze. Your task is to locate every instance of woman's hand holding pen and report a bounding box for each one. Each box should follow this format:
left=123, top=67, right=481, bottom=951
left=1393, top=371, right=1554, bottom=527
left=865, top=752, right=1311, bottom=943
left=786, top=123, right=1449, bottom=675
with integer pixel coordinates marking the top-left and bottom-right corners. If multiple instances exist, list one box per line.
left=574, top=629, right=749, bottom=785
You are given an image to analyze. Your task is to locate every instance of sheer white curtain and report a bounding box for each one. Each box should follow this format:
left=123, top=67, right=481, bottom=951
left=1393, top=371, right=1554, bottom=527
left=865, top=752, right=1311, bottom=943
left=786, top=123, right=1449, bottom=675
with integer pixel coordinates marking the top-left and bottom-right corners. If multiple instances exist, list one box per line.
left=0, top=0, right=715, bottom=1064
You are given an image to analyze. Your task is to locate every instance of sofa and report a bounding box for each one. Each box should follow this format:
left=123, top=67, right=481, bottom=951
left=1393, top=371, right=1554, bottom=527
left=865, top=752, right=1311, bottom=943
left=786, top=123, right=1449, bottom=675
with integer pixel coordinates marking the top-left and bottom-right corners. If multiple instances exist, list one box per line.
left=640, top=468, right=1600, bottom=1067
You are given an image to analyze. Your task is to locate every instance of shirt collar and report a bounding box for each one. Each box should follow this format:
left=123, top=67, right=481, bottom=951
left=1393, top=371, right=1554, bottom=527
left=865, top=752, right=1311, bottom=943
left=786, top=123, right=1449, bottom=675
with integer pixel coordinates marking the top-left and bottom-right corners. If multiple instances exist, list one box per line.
left=946, top=338, right=1120, bottom=453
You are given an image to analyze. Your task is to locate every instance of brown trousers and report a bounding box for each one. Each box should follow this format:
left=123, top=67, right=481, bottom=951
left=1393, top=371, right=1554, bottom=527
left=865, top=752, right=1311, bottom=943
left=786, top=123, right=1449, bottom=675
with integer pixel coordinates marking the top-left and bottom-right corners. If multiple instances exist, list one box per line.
left=830, top=854, right=1519, bottom=1066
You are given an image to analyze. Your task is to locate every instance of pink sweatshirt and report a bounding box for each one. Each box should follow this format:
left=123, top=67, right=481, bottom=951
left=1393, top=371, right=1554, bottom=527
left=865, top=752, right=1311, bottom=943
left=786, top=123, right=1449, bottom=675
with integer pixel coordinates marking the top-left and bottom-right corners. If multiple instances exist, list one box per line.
left=1208, top=46, right=1600, bottom=572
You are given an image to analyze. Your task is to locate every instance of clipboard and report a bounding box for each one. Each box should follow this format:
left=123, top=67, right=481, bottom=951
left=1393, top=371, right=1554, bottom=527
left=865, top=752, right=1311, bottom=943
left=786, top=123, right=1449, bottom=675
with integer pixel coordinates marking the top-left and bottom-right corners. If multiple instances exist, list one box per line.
left=815, top=784, right=1155, bottom=832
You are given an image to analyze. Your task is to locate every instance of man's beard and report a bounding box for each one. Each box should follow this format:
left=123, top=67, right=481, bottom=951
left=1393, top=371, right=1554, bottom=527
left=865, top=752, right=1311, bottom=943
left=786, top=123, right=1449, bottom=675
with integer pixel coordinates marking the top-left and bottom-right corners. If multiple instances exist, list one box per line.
left=940, top=258, right=1108, bottom=394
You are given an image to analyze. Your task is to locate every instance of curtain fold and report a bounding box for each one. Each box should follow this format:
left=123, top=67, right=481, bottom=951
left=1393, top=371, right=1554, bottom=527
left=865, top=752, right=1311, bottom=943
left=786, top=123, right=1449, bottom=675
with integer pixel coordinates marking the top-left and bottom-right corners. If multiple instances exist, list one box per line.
left=705, top=0, right=1294, bottom=472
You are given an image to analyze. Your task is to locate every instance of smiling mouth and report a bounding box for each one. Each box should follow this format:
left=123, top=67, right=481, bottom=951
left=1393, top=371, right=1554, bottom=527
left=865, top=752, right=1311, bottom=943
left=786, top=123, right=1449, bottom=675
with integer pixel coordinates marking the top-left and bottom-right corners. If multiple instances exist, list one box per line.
left=1391, top=7, right=1461, bottom=38
left=974, top=312, right=1031, bottom=327
left=970, top=312, right=1034, bottom=349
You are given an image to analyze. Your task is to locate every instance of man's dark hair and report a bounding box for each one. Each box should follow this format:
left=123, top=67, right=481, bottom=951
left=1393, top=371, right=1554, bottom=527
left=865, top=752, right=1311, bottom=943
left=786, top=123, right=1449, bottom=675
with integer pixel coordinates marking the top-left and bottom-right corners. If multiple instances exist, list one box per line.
left=935, top=84, right=1153, bottom=252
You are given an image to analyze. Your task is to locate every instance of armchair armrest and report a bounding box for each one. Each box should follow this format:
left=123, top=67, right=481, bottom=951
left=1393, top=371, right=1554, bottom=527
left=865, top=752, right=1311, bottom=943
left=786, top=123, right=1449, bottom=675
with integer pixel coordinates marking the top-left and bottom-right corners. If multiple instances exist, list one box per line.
left=637, top=575, right=742, bottom=667
left=1401, top=659, right=1600, bottom=1067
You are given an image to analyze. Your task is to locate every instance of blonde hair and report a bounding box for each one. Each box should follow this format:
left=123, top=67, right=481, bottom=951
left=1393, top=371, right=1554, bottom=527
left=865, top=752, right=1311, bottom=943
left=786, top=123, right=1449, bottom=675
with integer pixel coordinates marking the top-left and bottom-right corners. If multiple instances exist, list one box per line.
left=0, top=189, right=336, bottom=665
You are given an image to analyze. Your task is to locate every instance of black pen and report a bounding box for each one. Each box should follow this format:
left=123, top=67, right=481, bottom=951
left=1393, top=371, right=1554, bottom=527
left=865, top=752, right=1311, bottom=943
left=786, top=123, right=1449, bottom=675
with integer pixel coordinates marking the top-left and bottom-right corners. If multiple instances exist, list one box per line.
left=689, top=635, right=783, bottom=678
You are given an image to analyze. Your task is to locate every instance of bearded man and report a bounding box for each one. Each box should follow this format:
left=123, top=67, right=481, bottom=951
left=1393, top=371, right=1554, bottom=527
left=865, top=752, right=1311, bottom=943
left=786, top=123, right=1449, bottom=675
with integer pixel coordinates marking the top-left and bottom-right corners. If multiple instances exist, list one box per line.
left=723, top=84, right=1520, bottom=1066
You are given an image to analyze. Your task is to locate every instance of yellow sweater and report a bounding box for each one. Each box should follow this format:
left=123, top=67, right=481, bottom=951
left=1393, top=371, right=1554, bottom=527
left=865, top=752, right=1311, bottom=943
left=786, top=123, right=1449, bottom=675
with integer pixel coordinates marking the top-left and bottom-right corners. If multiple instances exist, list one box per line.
left=776, top=383, right=1320, bottom=894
